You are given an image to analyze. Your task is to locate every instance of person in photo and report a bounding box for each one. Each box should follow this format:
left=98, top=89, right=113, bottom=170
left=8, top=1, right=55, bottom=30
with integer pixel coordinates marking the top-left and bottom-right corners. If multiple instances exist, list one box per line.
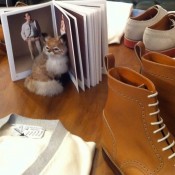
left=21, top=12, right=42, bottom=60
left=60, top=14, right=66, bottom=35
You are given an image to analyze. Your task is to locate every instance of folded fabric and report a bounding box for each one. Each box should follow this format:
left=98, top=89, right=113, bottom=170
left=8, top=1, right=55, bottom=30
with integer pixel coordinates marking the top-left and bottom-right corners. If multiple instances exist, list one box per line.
left=0, top=114, right=96, bottom=175
left=107, top=1, right=133, bottom=44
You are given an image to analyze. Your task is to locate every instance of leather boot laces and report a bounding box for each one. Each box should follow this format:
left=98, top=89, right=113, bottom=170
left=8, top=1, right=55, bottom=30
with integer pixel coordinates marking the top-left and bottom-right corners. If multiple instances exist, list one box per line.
left=148, top=92, right=175, bottom=160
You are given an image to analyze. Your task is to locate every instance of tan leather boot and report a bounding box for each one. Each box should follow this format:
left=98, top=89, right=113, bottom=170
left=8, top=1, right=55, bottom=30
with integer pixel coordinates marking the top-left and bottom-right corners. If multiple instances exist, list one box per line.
left=135, top=42, right=175, bottom=137
left=102, top=66, right=175, bottom=174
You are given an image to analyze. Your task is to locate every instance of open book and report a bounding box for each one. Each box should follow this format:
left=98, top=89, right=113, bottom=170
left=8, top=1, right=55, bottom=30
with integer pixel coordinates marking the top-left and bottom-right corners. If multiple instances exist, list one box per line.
left=1, top=0, right=108, bottom=91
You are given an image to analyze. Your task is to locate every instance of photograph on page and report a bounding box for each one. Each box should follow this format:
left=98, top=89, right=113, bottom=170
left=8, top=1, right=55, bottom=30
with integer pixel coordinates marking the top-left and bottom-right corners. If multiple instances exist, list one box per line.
left=1, top=5, right=54, bottom=81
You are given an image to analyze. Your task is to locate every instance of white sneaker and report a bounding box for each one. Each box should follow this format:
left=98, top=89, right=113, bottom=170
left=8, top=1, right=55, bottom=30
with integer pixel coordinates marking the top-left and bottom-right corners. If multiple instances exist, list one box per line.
left=124, top=5, right=167, bottom=48
left=143, top=13, right=175, bottom=57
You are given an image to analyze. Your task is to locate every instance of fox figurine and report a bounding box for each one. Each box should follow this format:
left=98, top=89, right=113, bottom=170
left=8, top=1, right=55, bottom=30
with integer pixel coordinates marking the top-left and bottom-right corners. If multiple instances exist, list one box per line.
left=24, top=35, right=69, bottom=96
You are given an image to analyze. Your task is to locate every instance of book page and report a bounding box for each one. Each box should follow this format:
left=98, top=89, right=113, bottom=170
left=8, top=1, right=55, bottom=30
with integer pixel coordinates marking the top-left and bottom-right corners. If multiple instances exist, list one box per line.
left=1, top=2, right=55, bottom=81
left=53, top=4, right=79, bottom=92
left=92, top=8, right=101, bottom=84
left=54, top=3, right=85, bottom=91
left=57, top=1, right=99, bottom=87
left=64, top=0, right=108, bottom=75
left=56, top=2, right=91, bottom=88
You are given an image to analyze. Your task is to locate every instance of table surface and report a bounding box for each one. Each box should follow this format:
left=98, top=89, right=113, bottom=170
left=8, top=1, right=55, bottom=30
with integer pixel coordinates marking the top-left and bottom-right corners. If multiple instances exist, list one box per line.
left=0, top=39, right=140, bottom=174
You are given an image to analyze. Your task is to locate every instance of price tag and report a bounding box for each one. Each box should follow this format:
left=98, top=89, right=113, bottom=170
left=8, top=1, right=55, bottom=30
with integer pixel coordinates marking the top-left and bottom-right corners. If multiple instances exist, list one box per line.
left=13, top=124, right=45, bottom=139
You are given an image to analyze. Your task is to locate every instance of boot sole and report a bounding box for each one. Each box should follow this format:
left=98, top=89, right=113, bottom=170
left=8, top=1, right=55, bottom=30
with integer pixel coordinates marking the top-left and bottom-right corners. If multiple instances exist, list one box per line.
left=124, top=37, right=139, bottom=49
left=102, top=148, right=124, bottom=175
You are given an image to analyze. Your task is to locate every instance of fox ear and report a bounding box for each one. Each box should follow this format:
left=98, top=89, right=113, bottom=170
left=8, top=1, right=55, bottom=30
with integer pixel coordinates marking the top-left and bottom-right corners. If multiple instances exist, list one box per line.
left=58, top=34, right=67, bottom=44
left=41, top=32, right=51, bottom=43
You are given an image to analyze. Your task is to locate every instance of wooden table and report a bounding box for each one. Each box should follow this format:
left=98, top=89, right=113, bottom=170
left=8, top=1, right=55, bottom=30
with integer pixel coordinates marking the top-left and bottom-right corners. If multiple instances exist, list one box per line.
left=0, top=39, right=140, bottom=175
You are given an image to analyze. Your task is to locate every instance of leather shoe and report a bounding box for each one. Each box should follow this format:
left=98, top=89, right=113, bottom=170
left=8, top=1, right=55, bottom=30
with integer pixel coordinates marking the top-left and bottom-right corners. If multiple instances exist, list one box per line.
left=124, top=5, right=167, bottom=48
left=143, top=13, right=175, bottom=57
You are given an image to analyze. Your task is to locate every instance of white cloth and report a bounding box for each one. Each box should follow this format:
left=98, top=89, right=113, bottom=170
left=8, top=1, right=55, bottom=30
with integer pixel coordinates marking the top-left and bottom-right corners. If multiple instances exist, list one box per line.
left=107, top=1, right=133, bottom=44
left=0, top=114, right=96, bottom=175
